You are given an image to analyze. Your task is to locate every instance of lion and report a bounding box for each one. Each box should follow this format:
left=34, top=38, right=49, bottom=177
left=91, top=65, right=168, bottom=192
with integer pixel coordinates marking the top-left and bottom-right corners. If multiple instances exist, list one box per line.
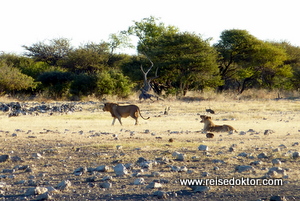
left=200, top=115, right=237, bottom=133
left=103, top=102, right=150, bottom=125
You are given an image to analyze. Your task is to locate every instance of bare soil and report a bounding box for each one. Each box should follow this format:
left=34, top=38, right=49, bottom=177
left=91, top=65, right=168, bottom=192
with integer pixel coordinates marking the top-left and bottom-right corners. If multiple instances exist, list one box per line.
left=0, top=99, right=300, bottom=200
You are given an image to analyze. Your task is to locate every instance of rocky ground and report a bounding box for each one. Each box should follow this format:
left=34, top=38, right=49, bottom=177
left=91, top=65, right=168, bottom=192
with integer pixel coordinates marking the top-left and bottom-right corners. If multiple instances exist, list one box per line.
left=0, top=99, right=299, bottom=200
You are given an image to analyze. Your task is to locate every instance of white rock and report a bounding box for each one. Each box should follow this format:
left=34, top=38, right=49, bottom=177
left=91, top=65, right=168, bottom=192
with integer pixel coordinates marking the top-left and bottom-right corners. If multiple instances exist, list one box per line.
left=114, top=164, right=128, bottom=176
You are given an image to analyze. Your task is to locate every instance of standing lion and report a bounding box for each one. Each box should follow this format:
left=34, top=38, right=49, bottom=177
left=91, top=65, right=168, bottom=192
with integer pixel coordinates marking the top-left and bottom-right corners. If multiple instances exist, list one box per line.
left=103, top=102, right=150, bottom=125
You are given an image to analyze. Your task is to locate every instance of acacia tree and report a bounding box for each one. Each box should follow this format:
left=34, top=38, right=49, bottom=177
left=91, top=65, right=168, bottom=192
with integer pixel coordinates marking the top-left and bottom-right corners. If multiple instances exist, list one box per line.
left=23, top=38, right=72, bottom=66
left=60, top=42, right=110, bottom=73
left=123, top=16, right=179, bottom=93
left=150, top=32, right=222, bottom=95
left=214, top=29, right=292, bottom=93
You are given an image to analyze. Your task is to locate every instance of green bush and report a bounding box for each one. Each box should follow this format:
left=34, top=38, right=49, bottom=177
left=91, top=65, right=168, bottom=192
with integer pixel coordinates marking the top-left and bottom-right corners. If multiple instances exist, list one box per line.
left=95, top=70, right=135, bottom=98
left=0, top=62, right=37, bottom=94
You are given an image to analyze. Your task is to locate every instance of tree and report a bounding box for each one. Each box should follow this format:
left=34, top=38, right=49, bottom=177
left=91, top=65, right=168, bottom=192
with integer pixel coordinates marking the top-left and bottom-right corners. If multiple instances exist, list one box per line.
left=271, top=41, right=300, bottom=90
left=150, top=32, right=222, bottom=95
left=123, top=16, right=179, bottom=95
left=125, top=16, right=179, bottom=55
left=60, top=42, right=110, bottom=73
left=214, top=29, right=292, bottom=93
left=0, top=62, right=37, bottom=94
left=23, top=38, right=72, bottom=66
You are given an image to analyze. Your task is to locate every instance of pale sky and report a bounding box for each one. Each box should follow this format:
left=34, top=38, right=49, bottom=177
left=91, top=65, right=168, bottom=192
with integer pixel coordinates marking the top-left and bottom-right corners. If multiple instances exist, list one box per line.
left=1, top=0, right=299, bottom=55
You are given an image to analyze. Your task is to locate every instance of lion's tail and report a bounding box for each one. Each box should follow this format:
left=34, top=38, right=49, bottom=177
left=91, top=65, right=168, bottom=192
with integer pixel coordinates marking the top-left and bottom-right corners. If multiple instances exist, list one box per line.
left=139, top=109, right=150, bottom=120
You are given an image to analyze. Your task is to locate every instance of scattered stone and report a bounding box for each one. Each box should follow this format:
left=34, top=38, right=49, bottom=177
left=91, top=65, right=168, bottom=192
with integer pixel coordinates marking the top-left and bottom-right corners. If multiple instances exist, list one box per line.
left=198, top=145, right=208, bottom=151
left=86, top=176, right=98, bottom=182
left=32, top=153, right=43, bottom=159
left=102, top=175, right=112, bottom=181
left=168, top=138, right=174, bottom=142
left=273, top=148, right=281, bottom=152
left=114, top=164, right=128, bottom=176
left=250, top=161, right=263, bottom=166
left=264, top=129, right=275, bottom=135
left=25, top=187, right=48, bottom=196
left=172, top=152, right=181, bottom=158
left=239, top=131, right=247, bottom=135
left=35, top=192, right=53, bottom=201
left=153, top=190, right=168, bottom=199
left=95, top=165, right=109, bottom=172
left=270, top=195, right=287, bottom=201
left=73, top=167, right=87, bottom=176
left=229, top=147, right=236, bottom=152
left=170, top=165, right=188, bottom=172
left=137, top=157, right=147, bottom=163
left=278, top=144, right=287, bottom=149
left=175, top=153, right=186, bottom=161
left=272, top=159, right=282, bottom=166
left=99, top=182, right=112, bottom=188
left=56, top=180, right=71, bottom=190
left=257, top=152, right=268, bottom=159
left=0, top=155, right=10, bottom=162
left=292, top=142, right=299, bottom=146
left=265, top=167, right=286, bottom=178
left=238, top=152, right=252, bottom=158
left=235, top=165, right=255, bottom=173
left=202, top=172, right=209, bottom=177
left=146, top=181, right=162, bottom=189
left=212, top=159, right=225, bottom=164
left=189, top=185, right=210, bottom=192
left=133, top=178, right=145, bottom=185
left=292, top=151, right=300, bottom=159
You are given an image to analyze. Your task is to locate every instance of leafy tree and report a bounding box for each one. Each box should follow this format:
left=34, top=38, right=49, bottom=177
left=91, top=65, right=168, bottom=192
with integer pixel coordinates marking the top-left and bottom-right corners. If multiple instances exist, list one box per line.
left=214, top=29, right=292, bottom=93
left=0, top=53, right=58, bottom=79
left=60, top=42, right=110, bottom=73
left=23, top=38, right=72, bottom=66
left=150, top=32, right=222, bottom=95
left=108, top=32, right=134, bottom=54
left=271, top=41, right=300, bottom=89
left=125, top=16, right=179, bottom=55
left=0, top=62, right=37, bottom=94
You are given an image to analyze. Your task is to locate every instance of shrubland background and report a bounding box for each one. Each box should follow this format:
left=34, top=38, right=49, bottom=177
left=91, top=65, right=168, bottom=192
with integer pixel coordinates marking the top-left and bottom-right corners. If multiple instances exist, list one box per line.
left=1, top=16, right=300, bottom=101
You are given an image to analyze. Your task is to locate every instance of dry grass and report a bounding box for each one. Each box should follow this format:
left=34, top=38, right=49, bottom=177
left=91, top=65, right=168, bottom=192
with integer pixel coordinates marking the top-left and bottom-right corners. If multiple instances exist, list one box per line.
left=1, top=93, right=300, bottom=200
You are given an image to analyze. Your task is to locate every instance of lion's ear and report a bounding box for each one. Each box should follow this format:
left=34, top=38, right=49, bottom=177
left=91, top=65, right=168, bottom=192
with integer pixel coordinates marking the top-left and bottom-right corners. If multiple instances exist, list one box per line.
left=207, top=116, right=212, bottom=119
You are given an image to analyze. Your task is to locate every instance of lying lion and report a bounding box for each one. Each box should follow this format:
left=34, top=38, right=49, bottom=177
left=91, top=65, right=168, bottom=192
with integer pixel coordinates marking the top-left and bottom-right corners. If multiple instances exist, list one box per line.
left=200, top=115, right=237, bottom=133
left=103, top=102, right=150, bottom=125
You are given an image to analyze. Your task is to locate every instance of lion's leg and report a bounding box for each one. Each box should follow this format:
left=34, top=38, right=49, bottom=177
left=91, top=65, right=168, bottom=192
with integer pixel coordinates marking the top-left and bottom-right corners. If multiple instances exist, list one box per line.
left=117, top=117, right=122, bottom=125
left=112, top=118, right=116, bottom=125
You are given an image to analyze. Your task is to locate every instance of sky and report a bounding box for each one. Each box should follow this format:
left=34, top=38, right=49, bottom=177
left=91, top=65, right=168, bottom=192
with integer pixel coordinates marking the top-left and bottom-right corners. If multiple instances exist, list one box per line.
left=1, top=0, right=299, bottom=55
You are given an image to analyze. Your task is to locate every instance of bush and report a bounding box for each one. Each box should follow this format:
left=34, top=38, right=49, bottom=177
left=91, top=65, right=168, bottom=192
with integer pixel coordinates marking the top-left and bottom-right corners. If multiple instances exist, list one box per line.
left=70, top=73, right=97, bottom=98
left=0, top=62, right=37, bottom=94
left=95, top=70, right=135, bottom=98
left=37, top=71, right=73, bottom=99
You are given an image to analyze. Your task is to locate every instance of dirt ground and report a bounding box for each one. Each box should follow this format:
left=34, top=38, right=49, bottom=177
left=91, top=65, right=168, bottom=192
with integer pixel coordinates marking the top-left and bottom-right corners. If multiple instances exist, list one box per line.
left=0, top=98, right=300, bottom=200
